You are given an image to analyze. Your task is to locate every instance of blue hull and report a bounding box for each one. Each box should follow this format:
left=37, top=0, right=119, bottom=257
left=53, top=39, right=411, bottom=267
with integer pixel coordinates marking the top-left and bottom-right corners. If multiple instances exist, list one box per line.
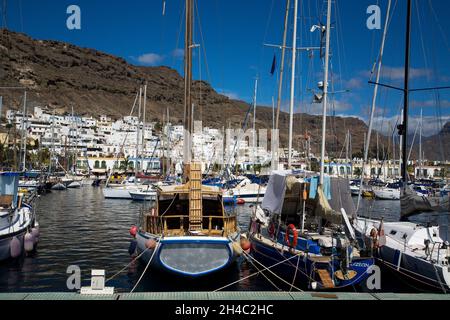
left=136, top=232, right=238, bottom=277
left=250, top=235, right=374, bottom=290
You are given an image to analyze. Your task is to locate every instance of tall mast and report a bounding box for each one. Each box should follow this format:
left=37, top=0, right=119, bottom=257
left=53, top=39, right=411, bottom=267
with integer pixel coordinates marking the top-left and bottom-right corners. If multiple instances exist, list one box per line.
left=252, top=77, right=258, bottom=166
left=401, top=0, right=412, bottom=185
left=135, top=86, right=142, bottom=177
left=142, top=83, right=147, bottom=172
left=319, top=0, right=332, bottom=185
left=418, top=108, right=422, bottom=179
left=288, top=0, right=298, bottom=169
left=275, top=0, right=290, bottom=130
left=183, top=0, right=193, bottom=166
left=356, top=0, right=391, bottom=210
left=399, top=110, right=403, bottom=179
left=20, top=90, right=27, bottom=171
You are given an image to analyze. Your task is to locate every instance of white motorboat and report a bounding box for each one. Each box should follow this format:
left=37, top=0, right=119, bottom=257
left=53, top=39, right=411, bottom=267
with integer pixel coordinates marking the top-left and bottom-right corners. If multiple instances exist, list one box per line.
left=373, top=183, right=401, bottom=200
left=354, top=217, right=450, bottom=292
left=0, top=173, right=39, bottom=262
left=129, top=188, right=157, bottom=201
left=18, top=179, right=40, bottom=190
left=67, top=181, right=82, bottom=189
left=51, top=182, right=67, bottom=190
left=103, top=177, right=149, bottom=199
left=222, top=177, right=266, bottom=203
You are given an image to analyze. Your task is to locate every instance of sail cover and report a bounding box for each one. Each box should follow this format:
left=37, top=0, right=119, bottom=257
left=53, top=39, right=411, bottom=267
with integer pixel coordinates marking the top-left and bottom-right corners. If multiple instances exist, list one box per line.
left=401, top=186, right=449, bottom=218
left=314, top=185, right=343, bottom=224
left=261, top=171, right=288, bottom=214
left=329, top=177, right=357, bottom=219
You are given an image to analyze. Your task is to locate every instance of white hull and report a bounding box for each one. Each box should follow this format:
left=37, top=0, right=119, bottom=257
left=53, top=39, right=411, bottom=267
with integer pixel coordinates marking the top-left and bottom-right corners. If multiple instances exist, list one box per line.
left=223, top=188, right=266, bottom=203
left=51, top=183, right=66, bottom=190
left=354, top=217, right=450, bottom=291
left=373, top=188, right=400, bottom=200
left=0, top=207, right=36, bottom=262
left=129, top=191, right=157, bottom=201
left=103, top=185, right=143, bottom=199
left=67, top=182, right=81, bottom=189
left=350, top=185, right=360, bottom=196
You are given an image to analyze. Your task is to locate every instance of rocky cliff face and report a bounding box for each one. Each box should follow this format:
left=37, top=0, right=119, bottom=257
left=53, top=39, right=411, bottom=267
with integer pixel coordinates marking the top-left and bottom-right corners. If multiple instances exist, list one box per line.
left=0, top=29, right=446, bottom=159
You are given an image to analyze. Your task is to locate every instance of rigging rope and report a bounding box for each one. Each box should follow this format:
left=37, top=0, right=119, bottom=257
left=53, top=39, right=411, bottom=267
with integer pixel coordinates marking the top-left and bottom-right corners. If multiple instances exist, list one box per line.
left=130, top=241, right=160, bottom=293
left=213, top=251, right=301, bottom=292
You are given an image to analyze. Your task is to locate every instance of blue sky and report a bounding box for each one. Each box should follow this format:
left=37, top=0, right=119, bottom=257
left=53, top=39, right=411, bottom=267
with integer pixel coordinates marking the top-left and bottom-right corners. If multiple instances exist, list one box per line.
left=4, top=0, right=450, bottom=135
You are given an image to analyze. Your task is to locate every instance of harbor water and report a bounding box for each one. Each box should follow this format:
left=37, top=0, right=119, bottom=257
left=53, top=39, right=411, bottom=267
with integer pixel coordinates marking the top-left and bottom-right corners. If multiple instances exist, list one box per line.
left=0, top=186, right=448, bottom=293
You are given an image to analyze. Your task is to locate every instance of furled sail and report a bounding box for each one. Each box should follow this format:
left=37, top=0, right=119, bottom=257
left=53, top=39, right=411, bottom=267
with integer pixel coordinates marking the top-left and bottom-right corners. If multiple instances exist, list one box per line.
left=314, top=185, right=343, bottom=225
left=401, top=186, right=449, bottom=219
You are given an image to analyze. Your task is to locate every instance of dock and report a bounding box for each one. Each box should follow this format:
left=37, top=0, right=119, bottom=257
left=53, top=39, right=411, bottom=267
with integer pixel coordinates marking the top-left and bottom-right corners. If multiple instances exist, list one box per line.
left=1, top=291, right=449, bottom=300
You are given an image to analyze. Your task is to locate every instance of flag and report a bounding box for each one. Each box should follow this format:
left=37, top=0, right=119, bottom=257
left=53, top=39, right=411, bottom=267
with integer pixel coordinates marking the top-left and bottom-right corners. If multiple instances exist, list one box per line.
left=270, top=55, right=276, bottom=76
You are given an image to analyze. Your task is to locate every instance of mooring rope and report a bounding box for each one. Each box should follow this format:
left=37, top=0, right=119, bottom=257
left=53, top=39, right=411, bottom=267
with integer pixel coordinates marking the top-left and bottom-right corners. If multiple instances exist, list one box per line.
left=105, top=246, right=151, bottom=284
left=375, top=257, right=448, bottom=292
left=130, top=240, right=160, bottom=293
left=243, top=250, right=304, bottom=292
left=213, top=252, right=301, bottom=292
left=243, top=252, right=282, bottom=291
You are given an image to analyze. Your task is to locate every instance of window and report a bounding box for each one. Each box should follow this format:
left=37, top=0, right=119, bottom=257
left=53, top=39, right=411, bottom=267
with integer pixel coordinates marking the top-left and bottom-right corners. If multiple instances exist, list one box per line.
left=101, top=161, right=107, bottom=169
left=94, top=160, right=100, bottom=169
left=340, top=167, right=345, bottom=175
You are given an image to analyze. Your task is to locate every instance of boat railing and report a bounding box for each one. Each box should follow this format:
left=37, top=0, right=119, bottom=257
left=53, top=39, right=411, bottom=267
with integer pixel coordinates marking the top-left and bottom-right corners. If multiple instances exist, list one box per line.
left=143, top=214, right=237, bottom=237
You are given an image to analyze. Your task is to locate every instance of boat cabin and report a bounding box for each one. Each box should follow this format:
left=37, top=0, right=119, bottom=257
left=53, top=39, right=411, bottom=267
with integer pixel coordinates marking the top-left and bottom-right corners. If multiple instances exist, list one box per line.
left=143, top=163, right=237, bottom=238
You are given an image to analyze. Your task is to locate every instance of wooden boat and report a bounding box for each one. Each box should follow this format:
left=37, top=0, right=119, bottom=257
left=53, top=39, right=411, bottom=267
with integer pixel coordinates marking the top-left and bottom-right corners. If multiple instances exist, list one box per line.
left=135, top=162, right=240, bottom=277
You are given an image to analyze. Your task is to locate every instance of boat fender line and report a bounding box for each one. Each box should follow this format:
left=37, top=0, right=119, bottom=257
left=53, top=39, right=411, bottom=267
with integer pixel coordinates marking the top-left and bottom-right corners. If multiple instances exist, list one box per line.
left=10, top=236, right=22, bottom=259
left=268, top=222, right=275, bottom=238
left=129, top=225, right=138, bottom=238
left=24, top=231, right=34, bottom=253
left=285, top=224, right=298, bottom=248
left=105, top=242, right=155, bottom=284
left=130, top=240, right=160, bottom=293
left=370, top=228, right=379, bottom=249
left=128, top=240, right=137, bottom=256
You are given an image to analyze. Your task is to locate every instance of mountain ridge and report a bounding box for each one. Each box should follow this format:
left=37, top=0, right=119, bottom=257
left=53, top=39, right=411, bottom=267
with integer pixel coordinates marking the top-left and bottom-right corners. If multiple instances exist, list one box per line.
left=0, top=29, right=447, bottom=160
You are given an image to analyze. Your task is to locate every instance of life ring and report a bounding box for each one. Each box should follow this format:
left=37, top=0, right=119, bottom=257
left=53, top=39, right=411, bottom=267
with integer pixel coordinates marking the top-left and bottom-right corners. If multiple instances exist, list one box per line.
left=285, top=224, right=298, bottom=248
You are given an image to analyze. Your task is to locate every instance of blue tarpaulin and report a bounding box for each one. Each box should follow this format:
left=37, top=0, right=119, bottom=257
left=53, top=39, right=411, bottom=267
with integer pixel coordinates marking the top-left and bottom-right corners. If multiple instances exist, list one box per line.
left=0, top=172, right=19, bottom=206
left=307, top=175, right=331, bottom=200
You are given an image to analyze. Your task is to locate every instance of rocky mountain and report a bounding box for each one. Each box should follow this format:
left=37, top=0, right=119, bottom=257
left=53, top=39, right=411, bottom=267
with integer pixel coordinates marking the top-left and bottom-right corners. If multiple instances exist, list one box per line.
left=0, top=29, right=447, bottom=160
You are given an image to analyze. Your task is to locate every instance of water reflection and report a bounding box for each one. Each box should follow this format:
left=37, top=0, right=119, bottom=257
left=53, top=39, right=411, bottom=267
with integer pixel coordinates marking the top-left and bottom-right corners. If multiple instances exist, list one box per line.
left=0, top=187, right=447, bottom=292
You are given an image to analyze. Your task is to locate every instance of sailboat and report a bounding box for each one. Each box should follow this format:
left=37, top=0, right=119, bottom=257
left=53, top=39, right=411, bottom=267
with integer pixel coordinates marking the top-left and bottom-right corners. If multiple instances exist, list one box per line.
left=354, top=0, right=450, bottom=292
left=0, top=172, right=39, bottom=261
left=373, top=182, right=401, bottom=200
left=132, top=0, right=241, bottom=277
left=248, top=0, right=374, bottom=290
left=102, top=86, right=152, bottom=200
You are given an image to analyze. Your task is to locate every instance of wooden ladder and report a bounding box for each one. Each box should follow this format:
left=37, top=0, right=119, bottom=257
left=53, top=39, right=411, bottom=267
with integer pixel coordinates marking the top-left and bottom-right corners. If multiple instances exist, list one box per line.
left=316, top=269, right=335, bottom=289
left=188, top=162, right=203, bottom=231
